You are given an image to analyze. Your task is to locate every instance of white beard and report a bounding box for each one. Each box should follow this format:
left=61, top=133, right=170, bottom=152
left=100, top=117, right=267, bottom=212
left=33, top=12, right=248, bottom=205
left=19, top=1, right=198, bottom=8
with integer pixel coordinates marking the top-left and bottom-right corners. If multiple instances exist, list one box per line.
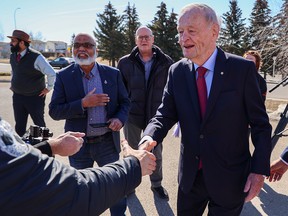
left=73, top=52, right=97, bottom=66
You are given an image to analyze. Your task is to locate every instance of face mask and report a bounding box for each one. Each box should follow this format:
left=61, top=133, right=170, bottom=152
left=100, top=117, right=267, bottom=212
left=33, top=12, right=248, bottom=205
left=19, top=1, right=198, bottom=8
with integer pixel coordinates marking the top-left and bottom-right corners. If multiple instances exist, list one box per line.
left=10, top=42, right=20, bottom=53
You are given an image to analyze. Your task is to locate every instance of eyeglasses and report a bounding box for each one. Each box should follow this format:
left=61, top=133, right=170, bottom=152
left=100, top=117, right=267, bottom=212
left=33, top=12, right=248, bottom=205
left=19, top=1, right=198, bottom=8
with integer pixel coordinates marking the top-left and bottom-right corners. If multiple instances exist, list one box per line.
left=73, top=42, right=95, bottom=49
left=137, top=35, right=152, bottom=41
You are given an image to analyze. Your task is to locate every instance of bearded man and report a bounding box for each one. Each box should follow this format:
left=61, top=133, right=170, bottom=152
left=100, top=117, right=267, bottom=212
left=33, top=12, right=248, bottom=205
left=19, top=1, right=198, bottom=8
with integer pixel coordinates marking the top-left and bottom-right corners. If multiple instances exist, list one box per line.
left=7, top=30, right=55, bottom=137
left=49, top=33, right=130, bottom=216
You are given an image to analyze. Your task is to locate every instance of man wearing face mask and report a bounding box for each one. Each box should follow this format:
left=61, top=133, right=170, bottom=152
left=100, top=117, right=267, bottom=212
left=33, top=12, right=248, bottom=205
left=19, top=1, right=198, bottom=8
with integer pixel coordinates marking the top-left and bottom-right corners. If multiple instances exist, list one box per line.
left=7, top=30, right=56, bottom=137
left=49, top=33, right=130, bottom=216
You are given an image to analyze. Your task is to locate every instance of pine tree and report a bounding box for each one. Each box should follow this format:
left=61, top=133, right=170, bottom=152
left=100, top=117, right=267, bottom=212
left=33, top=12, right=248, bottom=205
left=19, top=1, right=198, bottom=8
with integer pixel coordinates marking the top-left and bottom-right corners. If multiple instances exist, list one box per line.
left=248, top=0, right=272, bottom=77
left=122, top=2, right=141, bottom=54
left=249, top=0, right=272, bottom=49
left=218, top=0, right=246, bottom=55
left=148, top=2, right=180, bottom=60
left=271, top=0, right=288, bottom=77
left=166, top=9, right=182, bottom=61
left=70, top=33, right=75, bottom=56
left=93, top=2, right=125, bottom=67
left=148, top=2, right=169, bottom=52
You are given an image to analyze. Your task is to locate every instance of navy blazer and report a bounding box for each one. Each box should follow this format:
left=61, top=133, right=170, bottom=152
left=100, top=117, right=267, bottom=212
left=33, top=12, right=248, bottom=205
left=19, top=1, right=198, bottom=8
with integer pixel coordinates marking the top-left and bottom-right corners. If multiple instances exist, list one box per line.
left=49, top=63, right=130, bottom=153
left=143, top=48, right=272, bottom=207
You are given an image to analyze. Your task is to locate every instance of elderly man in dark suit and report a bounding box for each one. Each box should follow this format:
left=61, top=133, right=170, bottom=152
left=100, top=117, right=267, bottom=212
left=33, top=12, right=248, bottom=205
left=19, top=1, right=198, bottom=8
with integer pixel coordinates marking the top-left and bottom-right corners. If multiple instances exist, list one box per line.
left=49, top=33, right=130, bottom=216
left=139, top=3, right=272, bottom=216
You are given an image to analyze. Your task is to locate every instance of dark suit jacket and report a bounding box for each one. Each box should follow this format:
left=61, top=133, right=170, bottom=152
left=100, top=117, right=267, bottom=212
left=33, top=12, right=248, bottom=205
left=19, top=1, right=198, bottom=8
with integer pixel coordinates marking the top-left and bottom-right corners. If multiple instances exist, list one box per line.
left=143, top=48, right=272, bottom=206
left=49, top=63, right=130, bottom=153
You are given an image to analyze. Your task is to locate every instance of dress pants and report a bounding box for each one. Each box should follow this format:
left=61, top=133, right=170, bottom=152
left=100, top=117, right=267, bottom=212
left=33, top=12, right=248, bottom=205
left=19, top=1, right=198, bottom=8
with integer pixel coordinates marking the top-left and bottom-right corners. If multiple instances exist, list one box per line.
left=69, top=133, right=126, bottom=216
left=123, top=120, right=163, bottom=187
left=177, top=170, right=245, bottom=216
left=12, top=93, right=46, bottom=137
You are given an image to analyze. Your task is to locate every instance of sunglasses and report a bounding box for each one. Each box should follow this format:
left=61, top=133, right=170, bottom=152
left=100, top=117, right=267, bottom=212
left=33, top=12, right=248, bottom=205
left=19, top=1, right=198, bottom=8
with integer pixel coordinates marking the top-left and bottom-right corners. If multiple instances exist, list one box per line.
left=73, top=42, right=95, bottom=49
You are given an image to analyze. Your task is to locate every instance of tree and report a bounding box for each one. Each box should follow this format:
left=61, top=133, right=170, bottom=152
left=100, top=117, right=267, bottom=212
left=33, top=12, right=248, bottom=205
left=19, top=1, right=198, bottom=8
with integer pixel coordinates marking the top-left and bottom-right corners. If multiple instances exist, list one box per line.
left=149, top=2, right=169, bottom=51
left=270, top=0, right=288, bottom=77
left=249, top=0, right=272, bottom=49
left=149, top=2, right=181, bottom=60
left=248, top=0, right=273, bottom=77
left=218, top=0, right=246, bottom=55
left=122, top=2, right=141, bottom=54
left=29, top=31, right=44, bottom=41
left=166, top=9, right=182, bottom=61
left=70, top=33, right=75, bottom=56
left=93, top=1, right=125, bottom=67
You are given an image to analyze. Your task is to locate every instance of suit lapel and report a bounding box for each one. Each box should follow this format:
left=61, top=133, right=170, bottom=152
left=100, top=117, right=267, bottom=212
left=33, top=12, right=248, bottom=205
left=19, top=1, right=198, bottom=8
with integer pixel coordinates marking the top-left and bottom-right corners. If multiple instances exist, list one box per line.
left=202, top=48, right=228, bottom=126
left=72, top=64, right=86, bottom=98
left=97, top=63, right=110, bottom=112
left=184, top=60, right=201, bottom=122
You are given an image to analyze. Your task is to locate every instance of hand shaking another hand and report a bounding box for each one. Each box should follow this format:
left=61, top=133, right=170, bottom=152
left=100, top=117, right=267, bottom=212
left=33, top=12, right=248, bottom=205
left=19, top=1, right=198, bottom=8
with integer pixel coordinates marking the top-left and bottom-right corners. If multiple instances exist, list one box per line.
left=121, top=140, right=157, bottom=176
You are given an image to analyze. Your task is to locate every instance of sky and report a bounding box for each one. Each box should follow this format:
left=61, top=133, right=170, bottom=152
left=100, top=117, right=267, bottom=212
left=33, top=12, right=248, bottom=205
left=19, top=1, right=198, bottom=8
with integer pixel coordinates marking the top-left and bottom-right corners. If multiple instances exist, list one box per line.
left=0, top=0, right=283, bottom=44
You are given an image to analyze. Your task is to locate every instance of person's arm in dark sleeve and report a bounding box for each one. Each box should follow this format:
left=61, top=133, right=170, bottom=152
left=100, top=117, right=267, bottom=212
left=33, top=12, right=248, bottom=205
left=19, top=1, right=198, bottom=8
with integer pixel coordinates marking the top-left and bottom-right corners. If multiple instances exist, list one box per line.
left=33, top=141, right=52, bottom=156
left=81, top=156, right=142, bottom=215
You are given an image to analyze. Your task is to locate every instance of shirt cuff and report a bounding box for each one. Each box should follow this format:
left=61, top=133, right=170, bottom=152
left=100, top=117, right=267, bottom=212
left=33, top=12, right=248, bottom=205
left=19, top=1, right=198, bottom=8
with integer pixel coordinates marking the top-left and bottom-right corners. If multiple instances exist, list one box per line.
left=280, top=157, right=288, bottom=166
left=46, top=85, right=53, bottom=91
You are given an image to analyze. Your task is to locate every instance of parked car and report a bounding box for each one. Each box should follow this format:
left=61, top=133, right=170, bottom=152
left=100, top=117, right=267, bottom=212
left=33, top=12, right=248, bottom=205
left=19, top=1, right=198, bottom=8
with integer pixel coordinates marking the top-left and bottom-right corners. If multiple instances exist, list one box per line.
left=49, top=57, right=74, bottom=69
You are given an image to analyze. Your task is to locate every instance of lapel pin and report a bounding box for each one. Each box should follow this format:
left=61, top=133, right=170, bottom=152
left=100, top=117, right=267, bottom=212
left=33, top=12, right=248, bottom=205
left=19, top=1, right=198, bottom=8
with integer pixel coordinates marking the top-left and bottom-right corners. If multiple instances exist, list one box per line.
left=104, top=80, right=107, bottom=84
left=220, top=72, right=224, bottom=75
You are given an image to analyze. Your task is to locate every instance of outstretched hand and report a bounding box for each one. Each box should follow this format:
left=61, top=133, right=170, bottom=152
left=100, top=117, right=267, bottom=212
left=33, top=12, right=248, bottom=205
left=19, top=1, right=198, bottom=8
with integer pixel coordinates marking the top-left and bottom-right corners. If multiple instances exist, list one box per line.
left=48, top=131, right=85, bottom=156
left=121, top=140, right=156, bottom=176
left=138, top=139, right=157, bottom=152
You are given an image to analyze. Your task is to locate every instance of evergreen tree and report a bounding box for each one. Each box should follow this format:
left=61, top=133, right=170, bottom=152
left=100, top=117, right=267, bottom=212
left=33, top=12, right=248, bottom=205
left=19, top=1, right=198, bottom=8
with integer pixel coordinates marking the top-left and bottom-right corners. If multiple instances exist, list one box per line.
left=93, top=2, right=125, bottom=67
left=70, top=33, right=75, bottom=56
left=148, top=2, right=169, bottom=52
left=248, top=0, right=272, bottom=77
left=166, top=9, right=182, bottom=61
left=148, top=2, right=180, bottom=60
left=218, top=0, right=246, bottom=55
left=122, top=2, right=141, bottom=54
left=249, top=0, right=272, bottom=49
left=271, top=0, right=288, bottom=77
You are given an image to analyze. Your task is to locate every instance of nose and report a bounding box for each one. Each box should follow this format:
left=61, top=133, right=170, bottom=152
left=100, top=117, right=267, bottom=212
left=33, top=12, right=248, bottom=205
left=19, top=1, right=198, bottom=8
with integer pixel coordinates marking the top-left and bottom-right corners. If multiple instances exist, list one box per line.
left=179, top=31, right=190, bottom=43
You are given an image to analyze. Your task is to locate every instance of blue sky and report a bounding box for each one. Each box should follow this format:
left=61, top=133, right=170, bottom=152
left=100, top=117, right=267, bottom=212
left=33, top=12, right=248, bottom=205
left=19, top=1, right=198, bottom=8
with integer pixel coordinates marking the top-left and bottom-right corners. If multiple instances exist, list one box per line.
left=0, top=0, right=282, bottom=44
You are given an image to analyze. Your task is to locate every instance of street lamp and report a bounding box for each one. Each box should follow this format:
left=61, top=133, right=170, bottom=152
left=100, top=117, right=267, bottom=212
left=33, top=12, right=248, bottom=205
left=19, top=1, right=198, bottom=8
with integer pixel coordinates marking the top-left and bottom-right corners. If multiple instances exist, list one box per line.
left=272, top=56, right=277, bottom=77
left=14, top=7, right=21, bottom=29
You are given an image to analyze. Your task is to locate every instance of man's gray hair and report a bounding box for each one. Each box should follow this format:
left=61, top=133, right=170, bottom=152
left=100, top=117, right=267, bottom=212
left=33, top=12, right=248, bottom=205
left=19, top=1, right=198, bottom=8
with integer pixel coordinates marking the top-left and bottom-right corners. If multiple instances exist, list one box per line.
left=179, top=3, right=221, bottom=28
left=135, top=26, right=153, bottom=36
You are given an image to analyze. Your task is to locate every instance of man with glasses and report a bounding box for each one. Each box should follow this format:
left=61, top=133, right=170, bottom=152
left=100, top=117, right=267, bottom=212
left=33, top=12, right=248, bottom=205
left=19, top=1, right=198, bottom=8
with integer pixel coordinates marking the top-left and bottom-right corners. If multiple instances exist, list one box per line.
left=7, top=30, right=56, bottom=137
left=118, top=26, right=173, bottom=200
left=49, top=33, right=130, bottom=215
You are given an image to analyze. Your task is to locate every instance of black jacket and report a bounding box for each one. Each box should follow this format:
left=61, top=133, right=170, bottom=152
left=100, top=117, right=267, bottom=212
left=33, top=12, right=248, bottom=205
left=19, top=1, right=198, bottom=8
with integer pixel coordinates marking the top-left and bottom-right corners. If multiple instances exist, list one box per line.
left=0, top=118, right=141, bottom=216
left=118, top=46, right=173, bottom=129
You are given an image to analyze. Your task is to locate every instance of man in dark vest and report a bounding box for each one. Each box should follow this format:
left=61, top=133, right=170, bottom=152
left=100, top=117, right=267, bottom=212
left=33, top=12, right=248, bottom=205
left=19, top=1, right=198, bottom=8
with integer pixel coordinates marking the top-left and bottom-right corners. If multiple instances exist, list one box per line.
left=7, top=30, right=56, bottom=137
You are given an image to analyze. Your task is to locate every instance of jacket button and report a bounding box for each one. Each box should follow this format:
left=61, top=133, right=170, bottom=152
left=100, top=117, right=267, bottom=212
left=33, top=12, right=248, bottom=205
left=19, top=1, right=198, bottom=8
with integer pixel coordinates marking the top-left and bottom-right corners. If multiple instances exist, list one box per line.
left=200, top=134, right=204, bottom=139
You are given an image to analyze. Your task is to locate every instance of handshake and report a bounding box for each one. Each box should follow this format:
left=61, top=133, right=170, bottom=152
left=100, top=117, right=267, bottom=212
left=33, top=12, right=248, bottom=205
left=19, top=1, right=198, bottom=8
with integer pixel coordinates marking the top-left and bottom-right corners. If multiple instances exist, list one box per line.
left=48, top=132, right=157, bottom=177
left=121, top=140, right=157, bottom=176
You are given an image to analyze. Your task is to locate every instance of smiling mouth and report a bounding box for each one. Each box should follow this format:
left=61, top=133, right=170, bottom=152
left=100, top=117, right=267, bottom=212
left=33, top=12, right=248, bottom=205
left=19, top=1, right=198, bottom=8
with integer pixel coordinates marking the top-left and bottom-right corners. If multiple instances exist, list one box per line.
left=77, top=53, right=89, bottom=58
left=184, top=45, right=195, bottom=49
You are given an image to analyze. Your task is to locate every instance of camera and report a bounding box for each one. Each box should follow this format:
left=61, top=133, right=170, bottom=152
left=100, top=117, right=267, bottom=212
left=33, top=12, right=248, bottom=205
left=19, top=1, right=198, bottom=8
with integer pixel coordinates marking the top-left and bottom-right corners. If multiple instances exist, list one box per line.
left=22, top=125, right=53, bottom=145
